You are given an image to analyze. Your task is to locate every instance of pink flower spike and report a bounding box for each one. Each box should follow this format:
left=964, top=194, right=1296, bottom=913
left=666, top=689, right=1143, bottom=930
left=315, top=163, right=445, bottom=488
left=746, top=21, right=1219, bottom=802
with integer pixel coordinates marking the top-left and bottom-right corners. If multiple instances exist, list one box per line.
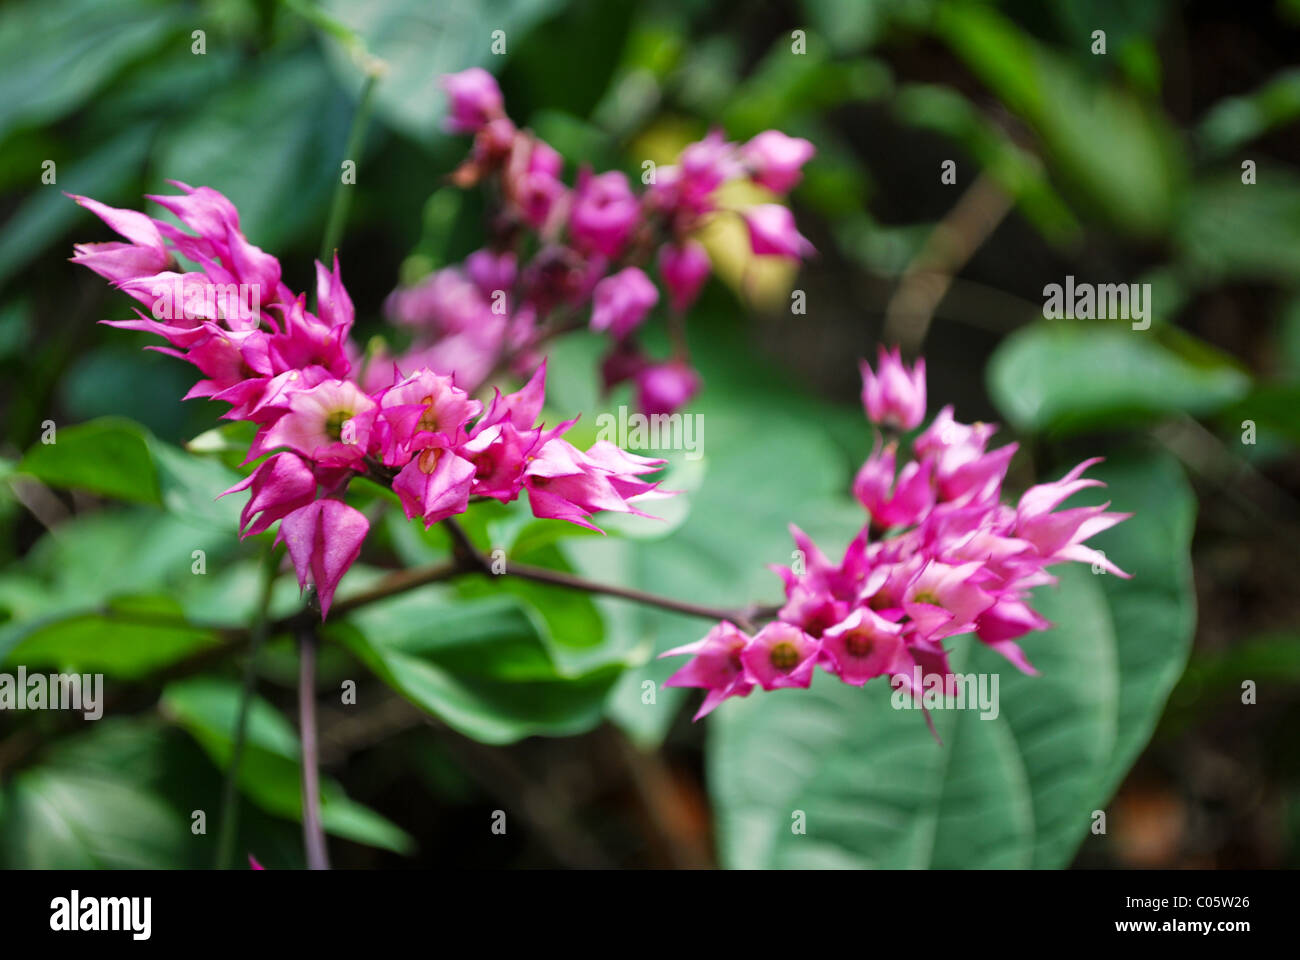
left=657, top=240, right=711, bottom=313
left=742, top=204, right=815, bottom=259
left=276, top=499, right=369, bottom=618
left=441, top=67, right=504, bottom=134
left=590, top=267, right=658, bottom=340
left=661, top=621, right=756, bottom=720
left=249, top=855, right=264, bottom=870
left=742, top=130, right=816, bottom=194
left=740, top=621, right=821, bottom=690
left=860, top=346, right=926, bottom=431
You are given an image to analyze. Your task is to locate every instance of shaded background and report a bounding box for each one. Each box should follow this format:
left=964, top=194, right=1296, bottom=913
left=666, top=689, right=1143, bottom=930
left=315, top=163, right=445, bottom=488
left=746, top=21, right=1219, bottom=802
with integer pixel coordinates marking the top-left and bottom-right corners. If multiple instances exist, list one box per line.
left=1, top=0, right=1298, bottom=868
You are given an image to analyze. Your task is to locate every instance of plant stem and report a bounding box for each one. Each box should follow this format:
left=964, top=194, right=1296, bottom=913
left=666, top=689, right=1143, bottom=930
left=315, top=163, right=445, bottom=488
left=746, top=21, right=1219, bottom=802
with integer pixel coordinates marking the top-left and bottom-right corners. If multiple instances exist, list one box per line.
left=439, top=517, right=762, bottom=630
left=882, top=172, right=1013, bottom=357
left=298, top=625, right=330, bottom=870
left=214, top=546, right=278, bottom=869
left=504, top=559, right=760, bottom=630
left=318, top=73, right=379, bottom=267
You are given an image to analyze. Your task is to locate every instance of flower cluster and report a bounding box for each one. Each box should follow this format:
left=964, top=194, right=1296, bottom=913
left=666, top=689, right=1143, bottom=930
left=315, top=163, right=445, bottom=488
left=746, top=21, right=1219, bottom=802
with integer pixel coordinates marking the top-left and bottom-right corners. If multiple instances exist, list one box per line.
left=662, top=346, right=1131, bottom=720
left=383, top=67, right=816, bottom=415
left=70, top=186, right=668, bottom=615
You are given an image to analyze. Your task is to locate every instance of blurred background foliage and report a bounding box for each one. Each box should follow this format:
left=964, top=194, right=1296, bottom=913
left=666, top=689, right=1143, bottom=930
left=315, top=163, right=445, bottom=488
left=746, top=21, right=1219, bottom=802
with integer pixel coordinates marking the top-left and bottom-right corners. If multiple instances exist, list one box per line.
left=0, top=0, right=1297, bottom=868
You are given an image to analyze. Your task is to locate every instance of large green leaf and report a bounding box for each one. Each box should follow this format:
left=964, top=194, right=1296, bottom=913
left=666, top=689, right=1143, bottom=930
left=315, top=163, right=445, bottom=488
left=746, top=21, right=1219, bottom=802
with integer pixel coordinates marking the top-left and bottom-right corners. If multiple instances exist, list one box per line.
left=0, top=0, right=179, bottom=141
left=319, top=0, right=560, bottom=146
left=333, top=591, right=625, bottom=745
left=17, top=416, right=161, bottom=504
left=1175, top=168, right=1300, bottom=284
left=707, top=449, right=1196, bottom=868
left=15, top=415, right=242, bottom=520
left=934, top=2, right=1185, bottom=236
left=150, top=52, right=350, bottom=250
left=0, top=126, right=154, bottom=291
left=161, top=677, right=414, bottom=854
left=987, top=321, right=1250, bottom=434
left=1, top=594, right=221, bottom=679
left=0, top=767, right=191, bottom=869
left=0, top=717, right=311, bottom=868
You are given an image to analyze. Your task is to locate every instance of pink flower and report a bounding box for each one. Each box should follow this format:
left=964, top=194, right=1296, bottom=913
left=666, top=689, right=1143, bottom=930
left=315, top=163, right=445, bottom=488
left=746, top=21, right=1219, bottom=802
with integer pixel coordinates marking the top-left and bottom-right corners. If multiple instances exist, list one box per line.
left=742, top=130, right=815, bottom=194
left=569, top=169, right=639, bottom=258
left=901, top=560, right=996, bottom=641
left=635, top=361, right=700, bottom=415
left=740, top=622, right=820, bottom=690
left=657, top=240, right=711, bottom=313
left=661, top=621, right=755, bottom=719
left=68, top=195, right=171, bottom=283
left=277, top=498, right=370, bottom=618
left=820, top=608, right=905, bottom=686
left=1013, top=458, right=1132, bottom=576
left=742, top=204, right=815, bottom=259
left=524, top=438, right=665, bottom=532
left=441, top=67, right=504, bottom=134
left=860, top=346, right=926, bottom=431
left=669, top=348, right=1131, bottom=721
left=853, top=440, right=935, bottom=528
left=376, top=369, right=481, bottom=467
left=259, top=379, right=377, bottom=465
left=220, top=452, right=317, bottom=538
left=392, top=446, right=477, bottom=526
left=590, top=267, right=658, bottom=340
left=315, top=254, right=354, bottom=330
left=676, top=130, right=743, bottom=212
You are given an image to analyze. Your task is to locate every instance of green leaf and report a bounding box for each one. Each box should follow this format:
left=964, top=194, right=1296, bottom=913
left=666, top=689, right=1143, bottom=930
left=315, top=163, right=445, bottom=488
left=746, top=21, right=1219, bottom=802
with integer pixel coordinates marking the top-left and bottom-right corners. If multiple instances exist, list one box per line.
left=1175, top=167, right=1300, bottom=283
left=987, top=321, right=1251, bottom=434
left=0, top=717, right=310, bottom=868
left=161, top=676, right=415, bottom=854
left=1197, top=68, right=1300, bottom=160
left=318, top=0, right=561, bottom=146
left=18, top=416, right=161, bottom=504
left=150, top=52, right=350, bottom=250
left=333, top=591, right=625, bottom=744
left=0, top=768, right=191, bottom=869
left=0, top=508, right=238, bottom=627
left=934, top=3, right=1185, bottom=236
left=1, top=594, right=221, bottom=679
left=707, top=449, right=1196, bottom=868
left=0, top=0, right=180, bottom=141
left=0, top=126, right=154, bottom=290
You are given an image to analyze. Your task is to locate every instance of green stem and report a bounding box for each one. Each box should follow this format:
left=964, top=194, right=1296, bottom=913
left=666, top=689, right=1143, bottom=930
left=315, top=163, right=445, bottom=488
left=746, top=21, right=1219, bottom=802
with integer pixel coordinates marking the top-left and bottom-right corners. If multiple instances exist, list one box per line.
left=318, top=73, right=380, bottom=268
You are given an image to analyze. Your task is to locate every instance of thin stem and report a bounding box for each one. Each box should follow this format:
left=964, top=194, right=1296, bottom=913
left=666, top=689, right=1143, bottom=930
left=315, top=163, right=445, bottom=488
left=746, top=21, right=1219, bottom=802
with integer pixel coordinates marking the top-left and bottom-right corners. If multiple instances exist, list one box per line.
left=506, top=560, right=759, bottom=631
left=214, top=546, right=278, bottom=869
left=318, top=73, right=379, bottom=267
left=882, top=172, right=1013, bottom=357
left=298, top=625, right=329, bottom=870
left=439, top=517, right=760, bottom=630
